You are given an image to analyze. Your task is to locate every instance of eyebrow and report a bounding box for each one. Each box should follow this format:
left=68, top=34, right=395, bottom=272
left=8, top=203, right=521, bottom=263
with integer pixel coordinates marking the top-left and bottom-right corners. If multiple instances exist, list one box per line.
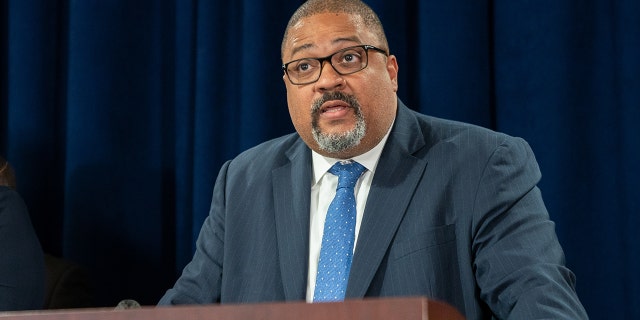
left=289, top=36, right=361, bottom=58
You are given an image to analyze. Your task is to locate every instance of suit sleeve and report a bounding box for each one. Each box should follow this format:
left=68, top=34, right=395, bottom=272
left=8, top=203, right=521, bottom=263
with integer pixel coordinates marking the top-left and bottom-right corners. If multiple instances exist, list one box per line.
left=470, top=137, right=588, bottom=319
left=158, top=161, right=231, bottom=305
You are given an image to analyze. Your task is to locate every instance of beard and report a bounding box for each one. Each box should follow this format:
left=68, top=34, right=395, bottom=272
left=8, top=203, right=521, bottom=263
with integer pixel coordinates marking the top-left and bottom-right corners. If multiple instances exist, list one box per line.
left=311, top=91, right=366, bottom=154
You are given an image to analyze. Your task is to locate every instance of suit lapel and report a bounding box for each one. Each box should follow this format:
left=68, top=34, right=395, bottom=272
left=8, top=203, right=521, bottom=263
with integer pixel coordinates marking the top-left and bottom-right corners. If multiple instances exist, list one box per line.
left=347, top=101, right=428, bottom=298
left=272, top=140, right=312, bottom=300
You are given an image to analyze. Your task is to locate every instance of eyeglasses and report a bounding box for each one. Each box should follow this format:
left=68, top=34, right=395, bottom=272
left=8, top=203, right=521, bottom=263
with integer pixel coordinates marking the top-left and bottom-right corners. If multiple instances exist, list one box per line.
left=282, top=45, right=388, bottom=85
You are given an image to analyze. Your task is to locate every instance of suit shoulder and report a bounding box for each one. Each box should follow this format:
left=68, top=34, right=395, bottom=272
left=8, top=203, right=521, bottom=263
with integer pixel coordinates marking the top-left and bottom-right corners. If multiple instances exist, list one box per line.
left=404, top=110, right=533, bottom=166
left=415, top=112, right=521, bottom=149
left=0, top=186, right=29, bottom=218
left=418, top=112, right=503, bottom=138
left=229, top=132, right=304, bottom=168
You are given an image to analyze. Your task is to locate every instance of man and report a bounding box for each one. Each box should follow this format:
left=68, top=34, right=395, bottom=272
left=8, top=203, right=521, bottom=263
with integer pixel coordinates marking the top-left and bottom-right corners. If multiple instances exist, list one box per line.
left=159, top=0, right=587, bottom=318
left=0, top=157, right=45, bottom=311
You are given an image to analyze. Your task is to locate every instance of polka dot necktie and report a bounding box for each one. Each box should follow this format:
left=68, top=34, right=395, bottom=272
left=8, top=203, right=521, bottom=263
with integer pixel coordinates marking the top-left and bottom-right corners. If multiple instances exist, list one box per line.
left=313, top=161, right=366, bottom=302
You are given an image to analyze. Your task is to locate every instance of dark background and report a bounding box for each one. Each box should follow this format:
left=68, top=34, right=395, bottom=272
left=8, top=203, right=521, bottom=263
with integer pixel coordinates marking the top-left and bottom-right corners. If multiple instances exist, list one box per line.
left=1, top=0, right=638, bottom=318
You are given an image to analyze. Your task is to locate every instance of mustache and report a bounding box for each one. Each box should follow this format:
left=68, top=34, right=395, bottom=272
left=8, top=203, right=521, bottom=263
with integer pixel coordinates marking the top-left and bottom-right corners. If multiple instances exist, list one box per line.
left=311, top=92, right=360, bottom=114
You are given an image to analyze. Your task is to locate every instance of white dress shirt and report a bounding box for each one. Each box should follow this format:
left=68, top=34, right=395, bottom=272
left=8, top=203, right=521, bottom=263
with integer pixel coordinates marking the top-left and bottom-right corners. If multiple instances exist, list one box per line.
left=305, top=126, right=393, bottom=302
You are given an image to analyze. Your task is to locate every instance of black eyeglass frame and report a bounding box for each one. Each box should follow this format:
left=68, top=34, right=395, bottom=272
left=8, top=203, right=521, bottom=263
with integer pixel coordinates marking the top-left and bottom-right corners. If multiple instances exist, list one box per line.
left=282, top=44, right=389, bottom=85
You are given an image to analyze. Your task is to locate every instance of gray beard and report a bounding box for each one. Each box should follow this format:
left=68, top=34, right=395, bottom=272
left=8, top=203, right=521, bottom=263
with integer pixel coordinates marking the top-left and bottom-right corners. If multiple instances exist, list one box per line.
left=311, top=92, right=366, bottom=154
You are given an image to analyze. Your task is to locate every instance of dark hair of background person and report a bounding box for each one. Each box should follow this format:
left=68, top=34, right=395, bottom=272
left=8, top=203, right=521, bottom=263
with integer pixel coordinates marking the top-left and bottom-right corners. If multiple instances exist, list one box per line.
left=0, top=156, right=16, bottom=189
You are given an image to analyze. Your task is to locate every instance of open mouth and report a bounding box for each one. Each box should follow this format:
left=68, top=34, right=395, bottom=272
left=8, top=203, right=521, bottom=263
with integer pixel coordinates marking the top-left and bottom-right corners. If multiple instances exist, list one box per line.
left=320, top=100, right=351, bottom=114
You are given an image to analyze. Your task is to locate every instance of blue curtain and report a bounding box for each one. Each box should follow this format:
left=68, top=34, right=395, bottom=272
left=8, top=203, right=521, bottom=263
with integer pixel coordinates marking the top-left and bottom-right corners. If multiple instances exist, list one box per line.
left=1, top=0, right=638, bottom=317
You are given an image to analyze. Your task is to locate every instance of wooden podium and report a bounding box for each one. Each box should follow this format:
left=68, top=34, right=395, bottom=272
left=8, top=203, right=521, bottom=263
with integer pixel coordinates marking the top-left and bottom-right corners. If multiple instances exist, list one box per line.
left=0, top=297, right=464, bottom=320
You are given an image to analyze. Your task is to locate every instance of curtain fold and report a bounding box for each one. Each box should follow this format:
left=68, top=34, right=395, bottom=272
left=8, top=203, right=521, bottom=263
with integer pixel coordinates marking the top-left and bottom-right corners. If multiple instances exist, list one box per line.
left=2, top=0, right=638, bottom=317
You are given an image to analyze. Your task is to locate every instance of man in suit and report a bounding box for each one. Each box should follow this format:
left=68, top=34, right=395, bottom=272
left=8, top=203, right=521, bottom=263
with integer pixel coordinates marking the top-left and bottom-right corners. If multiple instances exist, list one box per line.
left=0, top=157, right=45, bottom=311
left=159, top=0, right=587, bottom=318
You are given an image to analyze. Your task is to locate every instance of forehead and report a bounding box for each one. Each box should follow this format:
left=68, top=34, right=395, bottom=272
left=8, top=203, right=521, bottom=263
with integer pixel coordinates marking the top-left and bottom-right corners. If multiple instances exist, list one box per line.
left=283, top=13, right=375, bottom=60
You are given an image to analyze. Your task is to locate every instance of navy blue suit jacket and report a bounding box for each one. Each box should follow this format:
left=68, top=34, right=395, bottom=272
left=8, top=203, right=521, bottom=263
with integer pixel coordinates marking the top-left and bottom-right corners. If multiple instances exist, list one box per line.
left=160, top=100, right=587, bottom=319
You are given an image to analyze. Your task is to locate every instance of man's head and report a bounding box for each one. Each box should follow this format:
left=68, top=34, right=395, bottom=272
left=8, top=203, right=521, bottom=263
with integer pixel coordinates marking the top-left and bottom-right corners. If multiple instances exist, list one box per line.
left=281, top=0, right=399, bottom=159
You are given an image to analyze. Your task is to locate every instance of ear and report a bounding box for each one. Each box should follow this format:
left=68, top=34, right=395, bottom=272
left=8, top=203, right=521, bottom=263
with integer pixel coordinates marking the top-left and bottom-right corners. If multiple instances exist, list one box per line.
left=386, top=55, right=399, bottom=92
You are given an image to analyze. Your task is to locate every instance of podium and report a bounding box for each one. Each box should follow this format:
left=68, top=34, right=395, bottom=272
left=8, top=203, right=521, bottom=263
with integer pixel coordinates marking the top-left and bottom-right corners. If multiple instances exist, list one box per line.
left=0, top=297, right=464, bottom=320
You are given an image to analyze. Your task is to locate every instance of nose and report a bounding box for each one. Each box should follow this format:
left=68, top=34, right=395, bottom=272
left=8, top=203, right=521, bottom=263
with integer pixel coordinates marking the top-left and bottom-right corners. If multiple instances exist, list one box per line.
left=314, top=60, right=345, bottom=91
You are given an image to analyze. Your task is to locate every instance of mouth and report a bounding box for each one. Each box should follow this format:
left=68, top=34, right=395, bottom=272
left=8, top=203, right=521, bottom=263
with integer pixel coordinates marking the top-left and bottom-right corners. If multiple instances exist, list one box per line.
left=311, top=92, right=360, bottom=125
left=319, top=100, right=352, bottom=115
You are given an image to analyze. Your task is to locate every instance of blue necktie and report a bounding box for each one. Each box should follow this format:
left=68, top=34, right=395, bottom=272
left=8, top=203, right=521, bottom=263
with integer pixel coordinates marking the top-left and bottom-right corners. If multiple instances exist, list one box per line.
left=313, top=161, right=366, bottom=302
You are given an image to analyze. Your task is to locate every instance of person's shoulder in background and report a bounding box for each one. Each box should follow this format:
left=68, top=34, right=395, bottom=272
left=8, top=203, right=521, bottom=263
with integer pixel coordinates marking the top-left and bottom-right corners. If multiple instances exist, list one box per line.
left=0, top=185, right=46, bottom=311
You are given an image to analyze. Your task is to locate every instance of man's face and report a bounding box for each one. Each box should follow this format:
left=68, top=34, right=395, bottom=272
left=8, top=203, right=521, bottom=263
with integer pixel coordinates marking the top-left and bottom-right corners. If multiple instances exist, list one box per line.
left=282, top=13, right=399, bottom=159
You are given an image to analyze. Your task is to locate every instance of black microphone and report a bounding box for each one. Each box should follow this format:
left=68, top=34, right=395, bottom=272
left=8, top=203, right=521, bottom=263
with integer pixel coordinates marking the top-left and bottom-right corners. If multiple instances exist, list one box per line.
left=115, top=299, right=141, bottom=310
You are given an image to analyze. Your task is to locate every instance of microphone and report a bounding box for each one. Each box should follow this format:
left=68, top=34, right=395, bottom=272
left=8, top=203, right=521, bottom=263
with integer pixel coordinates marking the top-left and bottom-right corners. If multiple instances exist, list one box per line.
left=115, top=299, right=141, bottom=310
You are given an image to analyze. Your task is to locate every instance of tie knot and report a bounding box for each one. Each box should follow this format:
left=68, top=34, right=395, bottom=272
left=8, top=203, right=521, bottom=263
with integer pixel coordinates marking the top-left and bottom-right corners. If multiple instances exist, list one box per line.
left=329, top=161, right=366, bottom=189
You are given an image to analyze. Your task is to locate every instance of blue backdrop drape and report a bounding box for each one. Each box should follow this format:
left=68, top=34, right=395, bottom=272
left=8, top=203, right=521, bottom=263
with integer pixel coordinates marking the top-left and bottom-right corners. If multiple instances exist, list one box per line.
left=1, top=0, right=638, bottom=318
